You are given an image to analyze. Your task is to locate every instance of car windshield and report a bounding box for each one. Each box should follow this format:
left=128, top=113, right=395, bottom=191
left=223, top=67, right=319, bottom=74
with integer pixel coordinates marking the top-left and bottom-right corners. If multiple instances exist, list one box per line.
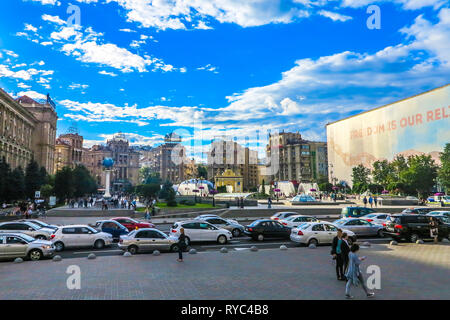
left=19, top=234, right=36, bottom=242
left=27, top=222, right=42, bottom=229
left=298, top=223, right=309, bottom=229
left=334, top=219, right=345, bottom=225
left=365, top=214, right=376, bottom=218
left=86, top=226, right=99, bottom=233
left=128, top=230, right=137, bottom=237
left=249, top=221, right=262, bottom=227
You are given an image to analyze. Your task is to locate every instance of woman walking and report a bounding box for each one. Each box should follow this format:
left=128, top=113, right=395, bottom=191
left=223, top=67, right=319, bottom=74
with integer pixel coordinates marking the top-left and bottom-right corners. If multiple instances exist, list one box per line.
left=345, top=244, right=375, bottom=299
left=177, top=228, right=187, bottom=262
left=429, top=217, right=439, bottom=244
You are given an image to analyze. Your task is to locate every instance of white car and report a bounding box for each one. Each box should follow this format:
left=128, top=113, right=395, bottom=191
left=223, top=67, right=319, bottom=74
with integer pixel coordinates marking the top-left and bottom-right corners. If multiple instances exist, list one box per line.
left=361, top=213, right=392, bottom=225
left=170, top=220, right=232, bottom=245
left=194, top=214, right=239, bottom=225
left=270, top=212, right=298, bottom=221
left=52, top=225, right=113, bottom=252
left=290, top=221, right=356, bottom=246
left=279, top=215, right=319, bottom=228
left=0, top=221, right=55, bottom=240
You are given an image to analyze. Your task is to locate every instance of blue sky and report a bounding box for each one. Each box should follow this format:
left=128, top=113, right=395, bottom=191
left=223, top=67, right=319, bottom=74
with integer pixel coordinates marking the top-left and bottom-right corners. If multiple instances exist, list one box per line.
left=0, top=0, right=449, bottom=162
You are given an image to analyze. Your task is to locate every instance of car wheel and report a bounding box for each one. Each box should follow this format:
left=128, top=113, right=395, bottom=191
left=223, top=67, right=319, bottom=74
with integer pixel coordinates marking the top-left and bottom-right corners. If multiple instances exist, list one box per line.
left=94, top=239, right=105, bottom=249
left=128, top=245, right=138, bottom=254
left=232, top=228, right=241, bottom=237
left=308, top=238, right=318, bottom=246
left=170, top=244, right=180, bottom=252
left=377, top=229, right=384, bottom=238
left=28, top=249, right=42, bottom=261
left=217, top=235, right=227, bottom=244
left=257, top=234, right=264, bottom=241
left=54, top=241, right=64, bottom=252
left=409, top=233, right=419, bottom=243
left=36, top=235, right=47, bottom=240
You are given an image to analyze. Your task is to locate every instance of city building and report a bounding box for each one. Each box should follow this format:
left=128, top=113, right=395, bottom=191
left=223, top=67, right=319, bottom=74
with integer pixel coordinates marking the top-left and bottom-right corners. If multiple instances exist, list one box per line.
left=326, top=84, right=450, bottom=187
left=207, top=139, right=258, bottom=191
left=135, top=133, right=186, bottom=184
left=54, top=132, right=83, bottom=173
left=214, top=169, right=244, bottom=193
left=0, top=89, right=57, bottom=173
left=266, top=131, right=327, bottom=183
left=82, top=133, right=140, bottom=191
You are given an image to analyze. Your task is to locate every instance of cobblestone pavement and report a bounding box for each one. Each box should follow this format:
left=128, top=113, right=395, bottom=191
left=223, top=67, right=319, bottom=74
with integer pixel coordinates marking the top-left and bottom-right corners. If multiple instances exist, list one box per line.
left=0, top=243, right=448, bottom=300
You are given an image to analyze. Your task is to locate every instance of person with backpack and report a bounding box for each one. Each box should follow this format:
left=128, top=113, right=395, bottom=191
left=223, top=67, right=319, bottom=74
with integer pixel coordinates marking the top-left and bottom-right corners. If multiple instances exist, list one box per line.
left=345, top=244, right=375, bottom=299
left=177, top=228, right=187, bottom=262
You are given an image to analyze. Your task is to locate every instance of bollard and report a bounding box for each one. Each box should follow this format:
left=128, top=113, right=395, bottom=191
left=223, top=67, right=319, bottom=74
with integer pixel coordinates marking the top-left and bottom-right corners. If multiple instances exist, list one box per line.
left=308, top=244, right=316, bottom=249
left=390, top=240, right=398, bottom=246
left=280, top=245, right=288, bottom=250
left=416, top=239, right=424, bottom=244
left=220, top=247, right=228, bottom=253
left=153, top=250, right=160, bottom=256
left=189, top=248, right=197, bottom=254
left=52, top=255, right=62, bottom=262
left=250, top=246, right=258, bottom=252
left=123, top=252, right=132, bottom=257
left=87, top=253, right=96, bottom=259
left=14, top=258, right=24, bottom=263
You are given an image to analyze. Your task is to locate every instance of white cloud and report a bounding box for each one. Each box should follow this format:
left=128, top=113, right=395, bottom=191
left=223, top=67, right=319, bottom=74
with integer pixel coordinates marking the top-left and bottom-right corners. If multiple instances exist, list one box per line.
left=17, top=83, right=32, bottom=89
left=68, top=83, right=89, bottom=90
left=28, top=0, right=61, bottom=5
left=119, top=28, right=137, bottom=32
left=17, top=90, right=47, bottom=100
left=42, top=14, right=66, bottom=25
left=41, top=41, right=53, bottom=46
left=25, top=24, right=38, bottom=32
left=3, top=50, right=19, bottom=58
left=318, top=10, right=352, bottom=22
left=98, top=70, right=118, bottom=76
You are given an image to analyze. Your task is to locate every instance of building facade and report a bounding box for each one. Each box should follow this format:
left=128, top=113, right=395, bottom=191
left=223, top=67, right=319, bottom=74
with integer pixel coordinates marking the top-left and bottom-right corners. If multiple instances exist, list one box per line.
left=266, top=131, right=327, bottom=183
left=54, top=133, right=83, bottom=173
left=0, top=89, right=57, bottom=173
left=82, top=133, right=140, bottom=191
left=207, top=140, right=258, bottom=191
left=326, top=84, right=450, bottom=187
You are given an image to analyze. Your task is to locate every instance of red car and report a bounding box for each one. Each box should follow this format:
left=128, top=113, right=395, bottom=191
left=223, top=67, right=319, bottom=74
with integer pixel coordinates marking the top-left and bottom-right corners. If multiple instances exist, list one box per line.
left=112, top=217, right=155, bottom=231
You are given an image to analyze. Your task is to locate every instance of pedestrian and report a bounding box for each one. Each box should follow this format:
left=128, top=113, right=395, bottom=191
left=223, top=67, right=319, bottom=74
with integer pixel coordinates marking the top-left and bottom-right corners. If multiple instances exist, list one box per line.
left=369, top=196, right=373, bottom=208
left=345, top=244, right=375, bottom=299
left=363, top=196, right=367, bottom=207
left=151, top=205, right=155, bottom=217
left=341, top=232, right=351, bottom=274
left=145, top=207, right=150, bottom=220
left=331, top=229, right=345, bottom=281
left=373, top=196, right=378, bottom=207
left=268, top=197, right=272, bottom=209
left=429, top=217, right=439, bottom=244
left=177, top=228, right=187, bottom=262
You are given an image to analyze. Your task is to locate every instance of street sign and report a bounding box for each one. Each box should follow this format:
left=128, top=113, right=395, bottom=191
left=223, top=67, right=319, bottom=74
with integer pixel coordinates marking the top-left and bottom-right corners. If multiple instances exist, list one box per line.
left=35, top=191, right=41, bottom=198
left=49, top=196, right=56, bottom=206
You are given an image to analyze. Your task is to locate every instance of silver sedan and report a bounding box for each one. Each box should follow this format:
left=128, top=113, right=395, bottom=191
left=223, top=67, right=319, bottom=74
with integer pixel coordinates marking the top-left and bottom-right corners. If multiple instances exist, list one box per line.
left=201, top=217, right=245, bottom=237
left=0, top=233, right=55, bottom=261
left=333, top=218, right=384, bottom=237
left=119, top=228, right=179, bottom=254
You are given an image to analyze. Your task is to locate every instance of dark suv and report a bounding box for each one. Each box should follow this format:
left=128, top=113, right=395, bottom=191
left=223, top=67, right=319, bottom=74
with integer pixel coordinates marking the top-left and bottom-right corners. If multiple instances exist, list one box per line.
left=383, top=214, right=450, bottom=242
left=341, top=207, right=376, bottom=218
left=401, top=207, right=435, bottom=215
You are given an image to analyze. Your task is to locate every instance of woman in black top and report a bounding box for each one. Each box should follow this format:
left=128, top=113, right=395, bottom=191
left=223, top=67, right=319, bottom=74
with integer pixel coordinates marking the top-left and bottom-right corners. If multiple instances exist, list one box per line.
left=429, top=217, right=439, bottom=244
left=177, top=228, right=187, bottom=262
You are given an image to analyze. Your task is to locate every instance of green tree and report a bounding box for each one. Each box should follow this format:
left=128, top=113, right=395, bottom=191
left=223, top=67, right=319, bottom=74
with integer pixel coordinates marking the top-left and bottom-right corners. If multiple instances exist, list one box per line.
left=197, top=165, right=208, bottom=180
left=136, top=183, right=160, bottom=203
left=25, top=160, right=42, bottom=199
left=261, top=179, right=266, bottom=195
left=40, top=184, right=54, bottom=199
left=54, top=166, right=75, bottom=201
left=8, top=167, right=25, bottom=201
left=351, top=164, right=371, bottom=193
left=0, top=157, right=12, bottom=202
left=159, top=180, right=174, bottom=200
left=72, top=165, right=97, bottom=197
left=372, top=160, right=394, bottom=189
left=438, top=143, right=450, bottom=192
left=139, top=167, right=152, bottom=183
left=144, top=172, right=162, bottom=185
left=400, top=155, right=438, bottom=198
left=166, top=187, right=177, bottom=207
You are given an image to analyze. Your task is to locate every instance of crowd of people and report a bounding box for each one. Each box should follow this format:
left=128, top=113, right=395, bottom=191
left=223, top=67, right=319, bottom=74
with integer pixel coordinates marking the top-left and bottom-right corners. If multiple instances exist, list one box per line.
left=1, top=201, right=46, bottom=218
left=65, top=195, right=138, bottom=211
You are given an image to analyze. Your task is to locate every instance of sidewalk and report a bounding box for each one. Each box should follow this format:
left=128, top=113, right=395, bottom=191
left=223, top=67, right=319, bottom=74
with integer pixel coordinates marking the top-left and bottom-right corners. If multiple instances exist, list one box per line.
left=0, top=243, right=448, bottom=299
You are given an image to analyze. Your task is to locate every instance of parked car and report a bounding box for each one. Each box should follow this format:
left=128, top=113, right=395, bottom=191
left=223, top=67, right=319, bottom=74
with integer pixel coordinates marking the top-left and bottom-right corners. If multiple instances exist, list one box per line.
left=383, top=214, right=450, bottom=242
left=111, top=217, right=155, bottom=231
left=0, top=233, right=55, bottom=261
left=195, top=214, right=239, bottom=225
left=52, top=225, right=113, bottom=252
left=199, top=216, right=245, bottom=237
left=16, top=219, right=58, bottom=231
left=92, top=220, right=129, bottom=238
left=401, top=207, right=434, bottom=215
left=333, top=218, right=384, bottom=237
left=270, top=212, right=298, bottom=221
left=170, top=220, right=232, bottom=245
left=341, top=207, right=376, bottom=218
left=290, top=221, right=357, bottom=246
left=119, top=228, right=179, bottom=254
left=426, top=211, right=450, bottom=218
left=0, top=221, right=54, bottom=240
left=361, top=213, right=391, bottom=225
left=278, top=215, right=319, bottom=228
left=244, top=219, right=291, bottom=241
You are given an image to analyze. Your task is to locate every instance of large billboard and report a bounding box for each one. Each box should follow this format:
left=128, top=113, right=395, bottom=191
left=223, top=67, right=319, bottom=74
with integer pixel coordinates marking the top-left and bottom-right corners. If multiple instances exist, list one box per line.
left=326, top=84, right=450, bottom=187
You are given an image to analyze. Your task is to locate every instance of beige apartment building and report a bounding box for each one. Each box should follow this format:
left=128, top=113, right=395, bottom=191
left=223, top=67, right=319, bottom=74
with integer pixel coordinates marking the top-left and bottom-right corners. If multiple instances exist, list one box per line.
left=266, top=131, right=327, bottom=183
left=0, top=89, right=57, bottom=173
left=82, top=133, right=140, bottom=191
left=207, top=139, right=258, bottom=191
left=54, top=133, right=84, bottom=173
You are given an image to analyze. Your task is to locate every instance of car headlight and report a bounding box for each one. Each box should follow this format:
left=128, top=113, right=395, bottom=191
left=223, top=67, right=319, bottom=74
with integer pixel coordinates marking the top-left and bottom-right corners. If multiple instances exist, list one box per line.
left=42, top=245, right=52, bottom=249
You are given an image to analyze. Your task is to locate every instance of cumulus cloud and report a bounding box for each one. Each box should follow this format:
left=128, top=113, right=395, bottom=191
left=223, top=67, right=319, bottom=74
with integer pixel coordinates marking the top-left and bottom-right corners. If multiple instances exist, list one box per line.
left=318, top=10, right=352, bottom=22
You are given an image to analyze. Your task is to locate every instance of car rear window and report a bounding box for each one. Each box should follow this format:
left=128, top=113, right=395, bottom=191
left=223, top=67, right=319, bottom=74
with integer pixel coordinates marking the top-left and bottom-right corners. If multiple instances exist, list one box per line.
left=249, top=221, right=261, bottom=227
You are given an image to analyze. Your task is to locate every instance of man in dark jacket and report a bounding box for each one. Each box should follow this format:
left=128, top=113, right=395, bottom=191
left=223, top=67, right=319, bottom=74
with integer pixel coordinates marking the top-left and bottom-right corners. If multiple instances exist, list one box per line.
left=341, top=232, right=351, bottom=275
left=177, top=228, right=187, bottom=262
left=331, top=229, right=345, bottom=280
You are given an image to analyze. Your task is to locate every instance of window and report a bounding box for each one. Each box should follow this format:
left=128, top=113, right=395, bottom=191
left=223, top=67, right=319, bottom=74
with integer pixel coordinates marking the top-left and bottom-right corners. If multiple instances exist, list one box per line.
left=312, top=224, right=325, bottom=231
left=208, top=218, right=226, bottom=225
left=325, top=224, right=338, bottom=232
left=6, top=236, right=27, bottom=244
left=136, top=231, right=149, bottom=238
left=345, top=220, right=360, bottom=226
left=200, top=223, right=215, bottom=230
left=79, top=227, right=93, bottom=234
left=378, top=215, right=387, bottom=219
left=359, top=220, right=371, bottom=225
left=62, top=228, right=76, bottom=234
left=147, top=230, right=165, bottom=239
left=182, top=222, right=200, bottom=229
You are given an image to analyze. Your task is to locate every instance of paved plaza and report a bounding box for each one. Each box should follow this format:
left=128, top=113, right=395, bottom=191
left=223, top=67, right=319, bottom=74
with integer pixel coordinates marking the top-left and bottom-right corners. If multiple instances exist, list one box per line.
left=1, top=243, right=449, bottom=300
